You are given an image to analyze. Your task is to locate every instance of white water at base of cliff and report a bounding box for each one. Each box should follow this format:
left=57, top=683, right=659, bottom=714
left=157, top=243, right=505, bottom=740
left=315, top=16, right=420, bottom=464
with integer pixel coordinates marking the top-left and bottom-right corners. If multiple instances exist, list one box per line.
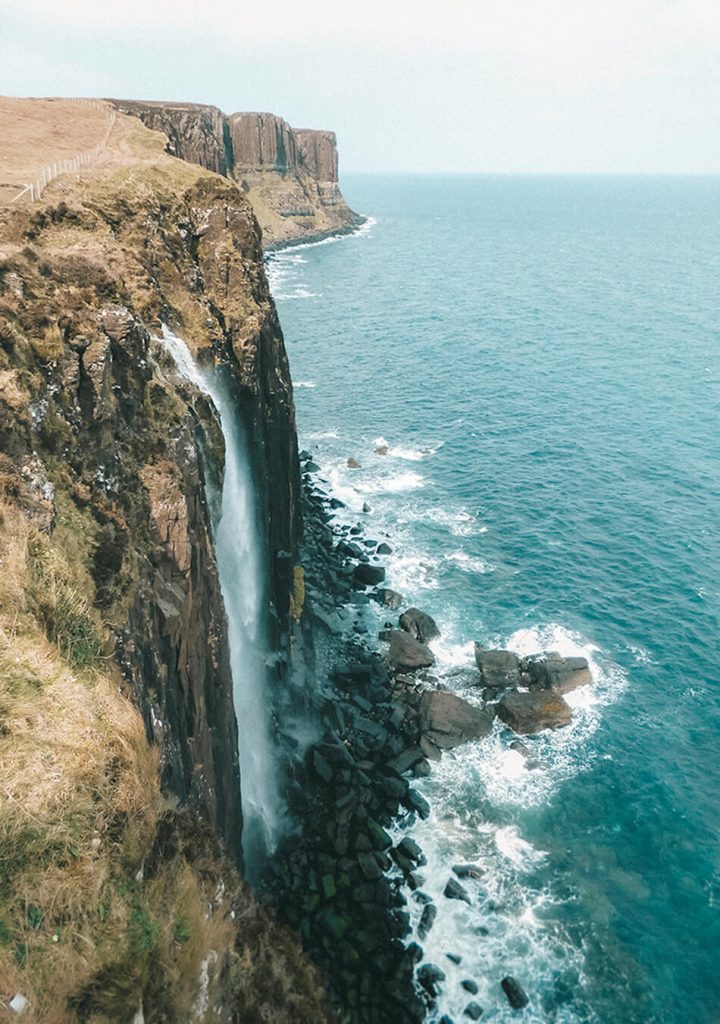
left=159, top=326, right=281, bottom=877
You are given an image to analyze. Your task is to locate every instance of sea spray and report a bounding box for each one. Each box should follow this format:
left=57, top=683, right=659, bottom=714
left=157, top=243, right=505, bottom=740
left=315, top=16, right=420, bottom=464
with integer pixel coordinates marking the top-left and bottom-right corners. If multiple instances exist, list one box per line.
left=159, top=326, right=282, bottom=877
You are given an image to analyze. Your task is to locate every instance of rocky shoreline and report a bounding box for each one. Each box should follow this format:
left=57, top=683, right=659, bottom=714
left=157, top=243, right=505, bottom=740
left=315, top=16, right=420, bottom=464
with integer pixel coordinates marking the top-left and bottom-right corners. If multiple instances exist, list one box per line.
left=265, top=450, right=597, bottom=1023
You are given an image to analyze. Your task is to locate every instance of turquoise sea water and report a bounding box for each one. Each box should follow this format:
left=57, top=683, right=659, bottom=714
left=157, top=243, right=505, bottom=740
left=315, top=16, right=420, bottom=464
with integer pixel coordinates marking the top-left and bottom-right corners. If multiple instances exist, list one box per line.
left=267, top=176, right=720, bottom=1024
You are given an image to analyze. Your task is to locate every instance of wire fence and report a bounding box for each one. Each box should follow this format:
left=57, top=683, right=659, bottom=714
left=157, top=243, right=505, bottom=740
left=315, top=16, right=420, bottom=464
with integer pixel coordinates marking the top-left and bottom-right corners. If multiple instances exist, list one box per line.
left=9, top=99, right=117, bottom=205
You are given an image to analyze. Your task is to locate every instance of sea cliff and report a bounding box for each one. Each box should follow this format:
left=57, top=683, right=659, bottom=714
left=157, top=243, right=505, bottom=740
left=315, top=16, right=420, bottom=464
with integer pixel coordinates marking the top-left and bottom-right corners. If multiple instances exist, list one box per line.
left=109, top=100, right=364, bottom=247
left=0, top=98, right=328, bottom=1022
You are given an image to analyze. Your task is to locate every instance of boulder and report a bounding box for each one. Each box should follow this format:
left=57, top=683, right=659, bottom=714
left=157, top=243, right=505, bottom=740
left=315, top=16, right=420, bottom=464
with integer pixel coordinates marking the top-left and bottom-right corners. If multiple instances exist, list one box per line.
left=444, top=877, right=471, bottom=904
left=347, top=456, right=361, bottom=469
left=497, top=690, right=572, bottom=734
left=376, top=542, right=393, bottom=555
left=501, top=976, right=529, bottom=1009
left=464, top=1003, right=483, bottom=1020
left=417, top=964, right=445, bottom=997
left=473, top=646, right=521, bottom=689
left=374, top=445, right=388, bottom=455
left=418, top=903, right=437, bottom=939
left=461, top=980, right=479, bottom=994
left=374, top=587, right=404, bottom=609
left=420, top=690, right=494, bottom=750
left=525, top=655, right=592, bottom=694
left=452, top=864, right=483, bottom=880
left=354, top=563, right=386, bottom=587
left=400, top=607, right=441, bottom=644
left=387, top=630, right=435, bottom=671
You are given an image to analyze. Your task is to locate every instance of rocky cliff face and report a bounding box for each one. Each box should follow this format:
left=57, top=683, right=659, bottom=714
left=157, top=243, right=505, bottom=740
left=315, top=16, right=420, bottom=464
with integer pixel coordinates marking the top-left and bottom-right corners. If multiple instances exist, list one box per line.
left=0, top=106, right=329, bottom=1019
left=111, top=100, right=363, bottom=248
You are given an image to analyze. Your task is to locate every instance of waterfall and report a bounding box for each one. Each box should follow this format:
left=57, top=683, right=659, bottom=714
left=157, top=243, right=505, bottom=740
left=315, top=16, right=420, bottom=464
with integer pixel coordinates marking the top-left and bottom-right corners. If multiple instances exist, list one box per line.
left=160, top=326, right=282, bottom=877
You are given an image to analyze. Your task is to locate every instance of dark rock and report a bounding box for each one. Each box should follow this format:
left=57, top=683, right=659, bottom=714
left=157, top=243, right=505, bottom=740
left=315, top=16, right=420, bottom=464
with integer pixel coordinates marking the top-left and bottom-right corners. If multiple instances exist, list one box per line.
left=399, top=607, right=441, bottom=644
left=375, top=587, right=404, bottom=609
left=419, top=734, right=443, bottom=761
left=405, top=789, right=430, bottom=819
left=357, top=852, right=383, bottom=880
left=397, top=837, right=425, bottom=864
left=464, top=1002, right=483, bottom=1020
left=390, top=746, right=424, bottom=774
left=354, top=562, right=386, bottom=587
left=376, top=542, right=393, bottom=555
left=362, top=502, right=372, bottom=513
left=417, top=963, right=446, bottom=997
left=312, top=749, right=334, bottom=783
left=440, top=1017, right=455, bottom=1024
left=461, top=980, right=479, bottom=994
left=413, top=758, right=432, bottom=778
left=387, top=630, right=435, bottom=671
left=299, top=449, right=312, bottom=462
left=418, top=903, right=437, bottom=940
left=497, top=690, right=572, bottom=734
left=329, top=497, right=345, bottom=509
left=444, top=877, right=471, bottom=905
left=420, top=690, right=494, bottom=749
left=446, top=953, right=462, bottom=965
left=452, top=864, right=484, bottom=880
left=501, top=976, right=529, bottom=1009
left=305, top=460, right=320, bottom=472
left=473, top=646, right=521, bottom=689
left=525, top=654, right=593, bottom=694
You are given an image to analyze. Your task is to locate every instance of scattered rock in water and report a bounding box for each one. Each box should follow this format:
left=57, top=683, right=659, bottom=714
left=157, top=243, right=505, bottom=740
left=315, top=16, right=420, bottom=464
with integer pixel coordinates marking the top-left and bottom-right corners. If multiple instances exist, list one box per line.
left=299, top=449, right=312, bottom=462
left=374, top=444, right=389, bottom=455
left=440, top=1017, right=455, bottom=1024
left=354, top=562, right=386, bottom=587
left=376, top=541, right=393, bottom=555
left=305, top=460, right=320, bottom=472
left=362, top=502, right=372, bottom=513
left=461, top=979, right=479, bottom=994
left=387, top=630, right=435, bottom=671
left=474, top=646, right=521, bottom=689
left=329, top=497, right=345, bottom=509
left=501, top=976, right=529, bottom=1009
left=525, top=654, right=593, bottom=694
left=420, top=690, right=494, bottom=750
left=446, top=953, right=462, bottom=965
left=397, top=836, right=425, bottom=864
left=497, top=690, right=572, bottom=734
left=405, top=788, right=431, bottom=819
left=347, top=456, right=362, bottom=469
left=418, top=903, right=437, bottom=939
left=417, top=963, right=446, bottom=997
left=400, top=606, right=441, bottom=644
left=510, top=739, right=541, bottom=768
left=374, top=587, right=404, bottom=609
left=452, top=863, right=484, bottom=880
left=464, top=1002, right=484, bottom=1020
left=444, top=877, right=471, bottom=905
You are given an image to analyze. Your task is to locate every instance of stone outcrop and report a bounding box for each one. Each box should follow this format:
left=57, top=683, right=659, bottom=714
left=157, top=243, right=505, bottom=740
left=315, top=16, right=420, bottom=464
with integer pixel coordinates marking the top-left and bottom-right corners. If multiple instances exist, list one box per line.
left=497, top=690, right=573, bottom=734
left=110, top=100, right=364, bottom=248
left=420, top=690, right=495, bottom=749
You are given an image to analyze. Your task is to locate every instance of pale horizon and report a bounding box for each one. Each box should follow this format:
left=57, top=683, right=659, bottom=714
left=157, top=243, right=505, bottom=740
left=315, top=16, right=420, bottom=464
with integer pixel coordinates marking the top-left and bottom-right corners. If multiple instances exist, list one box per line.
left=1, top=0, right=719, bottom=174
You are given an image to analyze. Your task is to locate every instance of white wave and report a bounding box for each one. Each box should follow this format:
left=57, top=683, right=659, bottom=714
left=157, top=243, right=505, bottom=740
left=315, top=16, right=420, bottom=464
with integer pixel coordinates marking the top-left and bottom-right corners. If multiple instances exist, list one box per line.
left=295, top=380, right=317, bottom=389
left=364, top=470, right=425, bottom=494
left=387, top=552, right=441, bottom=593
left=305, top=429, right=339, bottom=440
left=495, top=825, right=547, bottom=868
left=402, top=505, right=484, bottom=537
left=445, top=550, right=494, bottom=574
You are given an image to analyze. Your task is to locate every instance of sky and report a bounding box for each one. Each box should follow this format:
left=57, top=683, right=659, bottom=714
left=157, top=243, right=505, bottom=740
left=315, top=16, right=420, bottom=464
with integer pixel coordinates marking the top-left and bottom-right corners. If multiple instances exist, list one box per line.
left=1, top=0, right=719, bottom=173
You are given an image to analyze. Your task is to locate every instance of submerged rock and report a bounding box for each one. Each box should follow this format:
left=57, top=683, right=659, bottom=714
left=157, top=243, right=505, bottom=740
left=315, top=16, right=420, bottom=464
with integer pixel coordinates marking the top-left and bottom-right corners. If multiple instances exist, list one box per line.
left=420, top=690, right=494, bottom=750
left=464, top=1002, right=483, bottom=1020
left=400, top=607, right=441, bottom=644
left=387, top=630, right=435, bottom=671
left=497, top=690, right=572, bottom=734
left=474, top=646, right=521, bottom=689
left=347, top=456, right=361, bottom=469
left=501, top=976, right=529, bottom=1009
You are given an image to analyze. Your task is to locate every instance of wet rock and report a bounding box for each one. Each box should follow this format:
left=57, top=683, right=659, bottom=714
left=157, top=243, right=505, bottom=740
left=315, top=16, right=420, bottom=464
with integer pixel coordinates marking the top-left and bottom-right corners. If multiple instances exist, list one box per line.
left=299, top=449, right=313, bottom=462
left=354, top=562, right=386, bottom=586
left=362, top=502, right=372, bottom=513
left=444, top=877, right=471, bottom=905
left=374, top=587, right=403, bottom=609
left=418, top=903, right=437, bottom=939
left=347, top=457, right=361, bottom=469
left=417, top=963, right=446, bottom=996
left=497, top=690, right=572, bottom=734
left=391, top=746, right=425, bottom=774
left=526, top=654, right=593, bottom=694
left=376, top=541, right=393, bottom=555
left=446, top=953, right=462, bottom=965
left=397, top=836, right=425, bottom=864
left=387, top=630, right=435, bottom=671
left=452, top=864, right=484, bottom=880
left=420, top=690, right=494, bottom=750
left=374, top=444, right=389, bottom=455
left=312, top=749, right=334, bottom=783
left=357, top=852, right=383, bottom=880
left=305, top=460, right=320, bottom=472
left=464, top=1002, right=483, bottom=1020
left=405, top=789, right=430, bottom=819
left=400, top=607, right=440, bottom=644
left=329, top=497, right=345, bottom=509
left=419, top=734, right=443, bottom=761
left=440, top=1017, right=455, bottom=1024
left=510, top=739, right=541, bottom=768
left=474, top=646, right=521, bottom=689
left=461, top=980, right=479, bottom=994
left=501, top=976, right=529, bottom=1009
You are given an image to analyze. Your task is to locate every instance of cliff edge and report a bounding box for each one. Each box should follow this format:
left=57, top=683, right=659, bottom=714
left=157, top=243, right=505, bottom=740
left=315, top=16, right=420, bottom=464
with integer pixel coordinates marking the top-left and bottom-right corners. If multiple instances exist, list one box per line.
left=110, top=100, right=364, bottom=248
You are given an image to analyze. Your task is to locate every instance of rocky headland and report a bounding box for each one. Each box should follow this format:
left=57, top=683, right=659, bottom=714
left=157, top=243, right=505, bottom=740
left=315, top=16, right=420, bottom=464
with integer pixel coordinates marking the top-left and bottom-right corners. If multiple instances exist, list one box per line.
left=109, top=100, right=364, bottom=248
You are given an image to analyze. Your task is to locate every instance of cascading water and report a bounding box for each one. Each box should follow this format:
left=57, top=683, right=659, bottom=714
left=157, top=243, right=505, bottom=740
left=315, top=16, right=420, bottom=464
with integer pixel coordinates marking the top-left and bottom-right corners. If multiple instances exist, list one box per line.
left=159, top=326, right=282, bottom=878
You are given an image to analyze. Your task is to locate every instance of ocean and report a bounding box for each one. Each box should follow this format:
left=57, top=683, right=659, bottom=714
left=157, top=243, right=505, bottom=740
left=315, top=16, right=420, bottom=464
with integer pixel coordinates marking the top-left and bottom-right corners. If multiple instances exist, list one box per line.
left=266, top=175, right=720, bottom=1024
